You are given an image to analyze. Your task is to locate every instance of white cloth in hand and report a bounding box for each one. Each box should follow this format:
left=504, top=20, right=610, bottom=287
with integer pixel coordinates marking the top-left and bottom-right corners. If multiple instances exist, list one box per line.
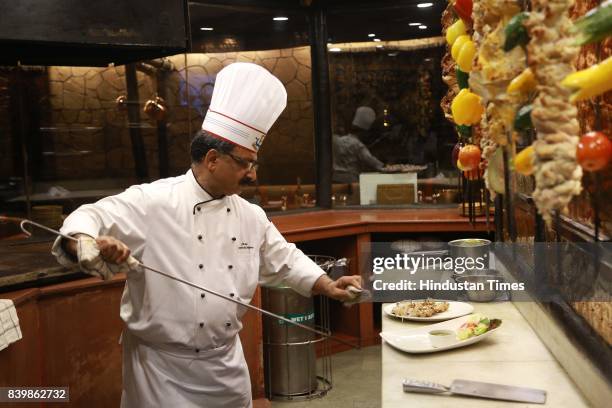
left=77, top=237, right=141, bottom=280
left=343, top=285, right=372, bottom=307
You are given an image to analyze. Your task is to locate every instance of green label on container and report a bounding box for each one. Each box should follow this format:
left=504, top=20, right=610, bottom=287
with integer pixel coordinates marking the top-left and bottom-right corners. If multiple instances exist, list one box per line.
left=278, top=311, right=315, bottom=326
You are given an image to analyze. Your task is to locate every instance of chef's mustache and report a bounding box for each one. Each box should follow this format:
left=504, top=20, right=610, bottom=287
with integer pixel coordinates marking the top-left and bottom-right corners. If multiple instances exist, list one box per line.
left=239, top=178, right=256, bottom=186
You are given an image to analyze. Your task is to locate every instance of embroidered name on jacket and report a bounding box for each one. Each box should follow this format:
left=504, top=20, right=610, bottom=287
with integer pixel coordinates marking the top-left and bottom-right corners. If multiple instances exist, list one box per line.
left=238, top=242, right=254, bottom=249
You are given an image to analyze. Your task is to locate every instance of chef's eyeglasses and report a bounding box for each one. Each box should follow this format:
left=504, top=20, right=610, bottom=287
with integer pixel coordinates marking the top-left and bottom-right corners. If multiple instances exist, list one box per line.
left=224, top=152, right=260, bottom=171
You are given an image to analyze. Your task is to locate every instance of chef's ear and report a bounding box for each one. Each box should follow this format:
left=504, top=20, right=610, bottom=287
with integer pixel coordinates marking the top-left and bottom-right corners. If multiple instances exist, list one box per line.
left=204, top=149, right=220, bottom=170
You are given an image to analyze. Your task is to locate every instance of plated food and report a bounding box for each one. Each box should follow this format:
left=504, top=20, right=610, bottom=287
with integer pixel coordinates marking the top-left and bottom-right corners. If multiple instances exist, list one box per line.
left=384, top=300, right=474, bottom=322
left=382, top=163, right=428, bottom=173
left=380, top=313, right=503, bottom=353
left=392, top=299, right=450, bottom=318
left=457, top=313, right=502, bottom=340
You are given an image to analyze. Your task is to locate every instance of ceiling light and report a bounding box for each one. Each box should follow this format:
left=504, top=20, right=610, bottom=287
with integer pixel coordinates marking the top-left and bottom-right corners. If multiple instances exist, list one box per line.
left=368, top=33, right=376, bottom=37
left=417, top=2, right=433, bottom=7
left=376, top=45, right=383, bottom=48
left=329, top=47, right=342, bottom=52
left=273, top=16, right=289, bottom=21
left=373, top=38, right=381, bottom=42
left=409, top=23, right=422, bottom=26
left=419, top=25, right=428, bottom=29
left=200, top=27, right=214, bottom=31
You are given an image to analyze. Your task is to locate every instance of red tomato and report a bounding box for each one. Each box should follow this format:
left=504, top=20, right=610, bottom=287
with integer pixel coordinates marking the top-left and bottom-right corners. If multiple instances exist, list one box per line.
left=453, top=0, right=473, bottom=25
left=577, top=131, right=612, bottom=172
left=458, top=144, right=481, bottom=171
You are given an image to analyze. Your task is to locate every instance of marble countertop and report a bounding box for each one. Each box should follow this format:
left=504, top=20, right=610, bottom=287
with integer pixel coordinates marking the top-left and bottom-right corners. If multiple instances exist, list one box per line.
left=381, top=301, right=590, bottom=407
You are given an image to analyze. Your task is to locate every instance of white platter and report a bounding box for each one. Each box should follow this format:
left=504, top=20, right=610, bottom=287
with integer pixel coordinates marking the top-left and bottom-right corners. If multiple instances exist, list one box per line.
left=380, top=314, right=502, bottom=354
left=383, top=300, right=474, bottom=322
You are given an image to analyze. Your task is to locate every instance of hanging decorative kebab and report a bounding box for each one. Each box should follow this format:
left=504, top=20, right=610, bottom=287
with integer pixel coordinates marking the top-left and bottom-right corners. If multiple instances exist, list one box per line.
left=472, top=0, right=529, bottom=203
left=442, top=0, right=612, bottom=231
left=442, top=0, right=490, bottom=224
left=523, top=0, right=583, bottom=224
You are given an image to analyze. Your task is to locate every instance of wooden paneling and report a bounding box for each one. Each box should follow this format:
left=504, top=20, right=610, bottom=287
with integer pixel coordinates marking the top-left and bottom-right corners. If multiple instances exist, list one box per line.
left=239, top=287, right=265, bottom=399
left=0, top=279, right=266, bottom=406
left=355, top=233, right=376, bottom=346
left=37, top=284, right=124, bottom=408
left=0, top=298, right=41, bottom=408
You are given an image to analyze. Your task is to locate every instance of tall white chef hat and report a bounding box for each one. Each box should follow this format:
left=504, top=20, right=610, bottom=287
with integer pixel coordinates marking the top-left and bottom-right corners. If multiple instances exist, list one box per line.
left=201, top=62, right=287, bottom=152
left=352, top=106, right=376, bottom=130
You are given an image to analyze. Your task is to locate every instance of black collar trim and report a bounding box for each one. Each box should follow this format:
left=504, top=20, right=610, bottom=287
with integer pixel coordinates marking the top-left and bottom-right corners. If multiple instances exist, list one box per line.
left=191, top=170, right=225, bottom=214
left=193, top=198, right=224, bottom=214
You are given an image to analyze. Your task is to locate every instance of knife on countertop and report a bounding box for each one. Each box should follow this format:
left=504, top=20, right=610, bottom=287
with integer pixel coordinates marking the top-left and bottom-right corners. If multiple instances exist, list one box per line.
left=402, top=378, right=547, bottom=404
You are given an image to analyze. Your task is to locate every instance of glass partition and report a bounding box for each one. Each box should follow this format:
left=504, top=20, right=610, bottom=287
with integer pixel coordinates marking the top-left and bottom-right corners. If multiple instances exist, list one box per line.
left=326, top=2, right=459, bottom=208
left=0, top=2, right=319, bottom=242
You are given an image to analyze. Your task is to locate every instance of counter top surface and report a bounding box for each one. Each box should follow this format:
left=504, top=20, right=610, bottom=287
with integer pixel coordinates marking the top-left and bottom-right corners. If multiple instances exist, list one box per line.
left=1, top=208, right=489, bottom=292
left=271, top=208, right=489, bottom=239
left=381, top=301, right=589, bottom=407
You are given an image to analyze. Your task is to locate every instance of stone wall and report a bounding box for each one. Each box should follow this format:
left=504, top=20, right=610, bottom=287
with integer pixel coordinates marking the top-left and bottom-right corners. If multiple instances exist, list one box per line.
left=169, top=47, right=314, bottom=184
left=38, top=47, right=315, bottom=185
left=328, top=44, right=447, bottom=166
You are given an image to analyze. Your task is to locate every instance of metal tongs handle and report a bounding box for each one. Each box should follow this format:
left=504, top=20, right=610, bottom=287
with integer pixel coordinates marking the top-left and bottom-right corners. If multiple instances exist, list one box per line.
left=19, top=218, right=79, bottom=242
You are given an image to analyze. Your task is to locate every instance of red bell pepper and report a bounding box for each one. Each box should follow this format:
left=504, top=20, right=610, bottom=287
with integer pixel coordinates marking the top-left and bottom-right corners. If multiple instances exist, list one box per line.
left=453, top=0, right=473, bottom=25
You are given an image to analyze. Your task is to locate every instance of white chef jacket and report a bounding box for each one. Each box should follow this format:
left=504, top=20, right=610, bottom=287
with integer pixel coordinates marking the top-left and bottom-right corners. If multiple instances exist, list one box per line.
left=52, top=169, right=325, bottom=407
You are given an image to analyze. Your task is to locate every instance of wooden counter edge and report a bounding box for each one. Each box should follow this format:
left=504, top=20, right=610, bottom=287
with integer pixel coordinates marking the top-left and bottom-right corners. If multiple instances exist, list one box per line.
left=1, top=288, right=40, bottom=306
left=271, top=209, right=490, bottom=241
left=38, top=273, right=127, bottom=298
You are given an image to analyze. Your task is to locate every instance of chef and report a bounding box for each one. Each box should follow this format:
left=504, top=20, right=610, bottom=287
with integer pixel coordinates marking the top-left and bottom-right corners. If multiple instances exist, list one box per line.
left=332, top=106, right=385, bottom=183
left=51, top=62, right=362, bottom=408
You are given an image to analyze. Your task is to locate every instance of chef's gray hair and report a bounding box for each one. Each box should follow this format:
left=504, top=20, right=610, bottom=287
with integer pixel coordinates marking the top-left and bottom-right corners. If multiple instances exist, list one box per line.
left=190, top=130, right=236, bottom=163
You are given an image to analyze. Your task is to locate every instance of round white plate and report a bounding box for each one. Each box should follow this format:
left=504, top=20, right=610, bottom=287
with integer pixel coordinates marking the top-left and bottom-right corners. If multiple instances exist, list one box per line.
left=380, top=314, right=502, bottom=354
left=383, top=300, right=474, bottom=322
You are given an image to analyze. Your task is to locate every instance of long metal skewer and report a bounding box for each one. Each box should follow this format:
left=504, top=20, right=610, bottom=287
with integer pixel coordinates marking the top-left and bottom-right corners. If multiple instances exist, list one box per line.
left=6, top=216, right=359, bottom=349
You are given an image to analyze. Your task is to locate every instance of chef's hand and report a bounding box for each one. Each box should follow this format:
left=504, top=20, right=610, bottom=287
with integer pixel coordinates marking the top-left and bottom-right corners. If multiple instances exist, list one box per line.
left=63, top=234, right=139, bottom=280
left=312, top=274, right=363, bottom=302
left=95, top=236, right=131, bottom=264
left=64, top=234, right=131, bottom=264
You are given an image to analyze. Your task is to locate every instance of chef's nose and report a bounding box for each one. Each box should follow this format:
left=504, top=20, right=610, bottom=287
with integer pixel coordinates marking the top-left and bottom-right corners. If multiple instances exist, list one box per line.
left=247, top=167, right=257, bottom=179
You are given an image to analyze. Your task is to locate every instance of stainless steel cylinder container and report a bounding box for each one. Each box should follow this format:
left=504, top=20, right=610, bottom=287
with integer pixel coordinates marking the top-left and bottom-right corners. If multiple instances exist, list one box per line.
left=448, top=238, right=491, bottom=275
left=262, top=286, right=318, bottom=397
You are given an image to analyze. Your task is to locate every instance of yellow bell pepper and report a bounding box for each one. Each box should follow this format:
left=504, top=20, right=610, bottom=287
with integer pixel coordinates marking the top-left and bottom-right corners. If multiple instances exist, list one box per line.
left=561, top=55, right=612, bottom=102
left=451, top=89, right=485, bottom=125
left=507, top=68, right=537, bottom=94
left=451, top=35, right=470, bottom=61
left=457, top=39, right=476, bottom=72
left=446, top=19, right=467, bottom=46
left=514, top=145, right=535, bottom=175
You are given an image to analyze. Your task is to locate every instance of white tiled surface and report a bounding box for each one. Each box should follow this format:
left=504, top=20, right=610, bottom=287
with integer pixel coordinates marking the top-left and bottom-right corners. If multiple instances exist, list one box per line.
left=381, top=302, right=590, bottom=407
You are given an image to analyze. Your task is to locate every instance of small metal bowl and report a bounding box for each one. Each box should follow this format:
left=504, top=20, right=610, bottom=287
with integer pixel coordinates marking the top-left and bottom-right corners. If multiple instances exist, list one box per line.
left=454, top=274, right=504, bottom=302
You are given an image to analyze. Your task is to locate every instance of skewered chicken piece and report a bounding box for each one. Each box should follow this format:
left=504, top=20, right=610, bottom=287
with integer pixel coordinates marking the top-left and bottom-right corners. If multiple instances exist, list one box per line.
left=526, top=0, right=583, bottom=223
left=470, top=0, right=527, bottom=196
